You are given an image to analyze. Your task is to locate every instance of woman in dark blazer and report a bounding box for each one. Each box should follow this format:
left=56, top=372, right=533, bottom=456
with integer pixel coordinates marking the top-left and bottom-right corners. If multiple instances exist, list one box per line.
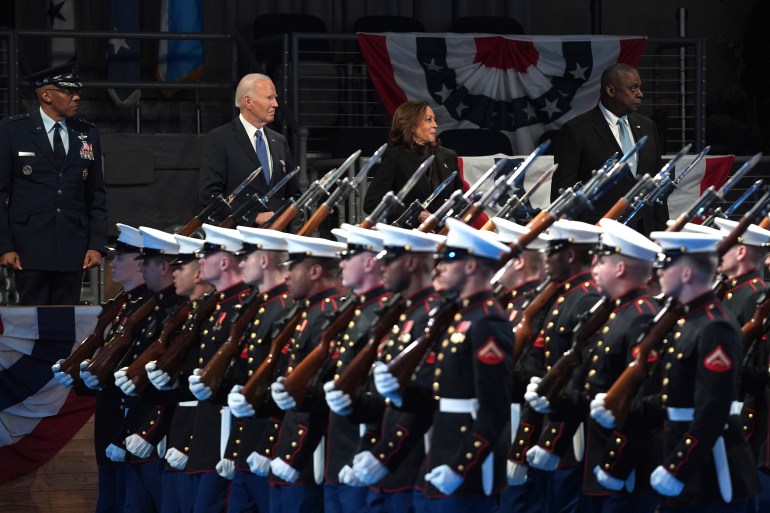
left=363, top=100, right=465, bottom=223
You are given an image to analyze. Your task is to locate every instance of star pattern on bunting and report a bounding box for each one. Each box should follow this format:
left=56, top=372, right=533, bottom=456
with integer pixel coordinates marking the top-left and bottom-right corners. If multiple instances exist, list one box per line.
left=47, top=0, right=67, bottom=26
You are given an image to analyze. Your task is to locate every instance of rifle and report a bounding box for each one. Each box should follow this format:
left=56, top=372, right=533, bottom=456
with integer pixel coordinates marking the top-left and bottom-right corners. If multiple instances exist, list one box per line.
left=359, top=155, right=434, bottom=230
left=417, top=159, right=504, bottom=233
left=602, top=297, right=684, bottom=426
left=124, top=302, right=192, bottom=393
left=153, top=290, right=218, bottom=380
left=335, top=293, right=406, bottom=397
left=535, top=297, right=614, bottom=404
left=178, top=168, right=263, bottom=236
left=299, top=144, right=387, bottom=236
left=703, top=179, right=763, bottom=227
left=455, top=140, right=551, bottom=229
left=281, top=296, right=361, bottom=407
left=511, top=278, right=560, bottom=362
left=59, top=290, right=129, bottom=382
left=387, top=295, right=460, bottom=391
left=198, top=290, right=266, bottom=395
left=484, top=164, right=556, bottom=229
left=218, top=168, right=300, bottom=228
left=603, top=144, right=691, bottom=222
left=241, top=304, right=305, bottom=410
left=666, top=153, right=760, bottom=232
left=266, top=150, right=361, bottom=231
left=393, top=171, right=457, bottom=229
left=716, top=187, right=770, bottom=256
left=741, top=291, right=770, bottom=347
left=82, top=295, right=159, bottom=386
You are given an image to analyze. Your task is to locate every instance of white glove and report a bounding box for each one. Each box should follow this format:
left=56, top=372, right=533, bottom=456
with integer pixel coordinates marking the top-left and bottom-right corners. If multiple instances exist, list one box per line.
left=105, top=443, right=126, bottom=462
left=593, top=465, right=624, bottom=491
left=79, top=360, right=102, bottom=390
left=146, top=361, right=176, bottom=390
left=425, top=464, right=463, bottom=495
left=215, top=458, right=236, bottom=480
left=323, top=381, right=352, bottom=416
left=228, top=385, right=256, bottom=418
left=270, top=457, right=300, bottom=482
left=590, top=393, right=616, bottom=429
left=650, top=465, right=684, bottom=497
left=114, top=367, right=137, bottom=396
left=52, top=360, right=74, bottom=388
left=188, top=368, right=212, bottom=401
left=373, top=362, right=402, bottom=407
left=338, top=464, right=367, bottom=486
left=352, top=450, right=389, bottom=485
left=271, top=377, right=297, bottom=411
left=164, top=447, right=188, bottom=470
left=524, top=376, right=550, bottom=414
left=507, top=461, right=529, bottom=485
left=125, top=434, right=154, bottom=459
left=526, top=445, right=560, bottom=471
left=246, top=451, right=271, bottom=477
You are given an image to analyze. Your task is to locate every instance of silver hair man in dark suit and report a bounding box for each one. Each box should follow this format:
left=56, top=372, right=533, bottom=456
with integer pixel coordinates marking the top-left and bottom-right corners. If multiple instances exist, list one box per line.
left=199, top=73, right=300, bottom=226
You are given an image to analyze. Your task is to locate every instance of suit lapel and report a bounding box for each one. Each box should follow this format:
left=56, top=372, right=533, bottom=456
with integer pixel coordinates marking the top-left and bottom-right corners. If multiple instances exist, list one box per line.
left=264, top=128, right=285, bottom=186
left=63, top=124, right=82, bottom=168
left=590, top=107, right=622, bottom=155
left=30, top=111, right=57, bottom=168
left=232, top=119, right=261, bottom=170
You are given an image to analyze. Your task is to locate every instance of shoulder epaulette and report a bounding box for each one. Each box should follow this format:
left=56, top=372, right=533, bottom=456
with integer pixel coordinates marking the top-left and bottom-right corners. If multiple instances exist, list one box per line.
left=4, top=113, right=30, bottom=122
left=74, top=117, right=96, bottom=128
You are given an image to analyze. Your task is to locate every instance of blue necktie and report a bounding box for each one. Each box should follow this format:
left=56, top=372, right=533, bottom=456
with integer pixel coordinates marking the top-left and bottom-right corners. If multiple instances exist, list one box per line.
left=53, top=122, right=65, bottom=169
left=255, top=130, right=271, bottom=184
left=617, top=118, right=636, bottom=176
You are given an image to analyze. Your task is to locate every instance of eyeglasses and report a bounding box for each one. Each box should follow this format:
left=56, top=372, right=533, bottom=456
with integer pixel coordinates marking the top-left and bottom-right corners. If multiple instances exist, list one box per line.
left=43, top=87, right=79, bottom=97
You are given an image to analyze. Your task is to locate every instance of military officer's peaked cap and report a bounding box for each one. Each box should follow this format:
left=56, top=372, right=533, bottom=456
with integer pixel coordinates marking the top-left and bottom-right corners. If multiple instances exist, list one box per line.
left=26, top=61, right=82, bottom=89
left=597, top=218, right=661, bottom=262
left=492, top=217, right=548, bottom=251
left=197, top=224, right=244, bottom=256
left=713, top=218, right=770, bottom=247
left=236, top=227, right=288, bottom=255
left=544, top=219, right=603, bottom=246
left=440, top=217, right=511, bottom=262
left=332, top=223, right=384, bottom=259
left=374, top=223, right=445, bottom=261
left=282, top=233, right=346, bottom=266
left=172, top=234, right=204, bottom=265
left=665, top=220, right=722, bottom=236
left=650, top=231, right=723, bottom=256
left=106, top=223, right=143, bottom=253
left=138, top=227, right=180, bottom=259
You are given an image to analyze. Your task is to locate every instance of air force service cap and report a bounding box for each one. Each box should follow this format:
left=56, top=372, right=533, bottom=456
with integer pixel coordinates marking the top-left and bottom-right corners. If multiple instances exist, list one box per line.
left=374, top=223, right=445, bottom=262
left=26, top=61, right=82, bottom=89
left=439, top=217, right=511, bottom=262
left=105, top=223, right=143, bottom=253
left=595, top=218, right=661, bottom=262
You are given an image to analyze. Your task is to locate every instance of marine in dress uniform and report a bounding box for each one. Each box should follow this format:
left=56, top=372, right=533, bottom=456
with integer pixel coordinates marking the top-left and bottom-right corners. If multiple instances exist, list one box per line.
left=266, top=234, right=343, bottom=513
left=350, top=223, right=445, bottom=513
left=595, top=231, right=760, bottom=512
left=112, top=227, right=184, bottom=513
left=522, top=220, right=602, bottom=513
left=0, top=62, right=107, bottom=305
left=183, top=225, right=252, bottom=513
left=394, top=217, right=514, bottom=513
left=223, top=227, right=292, bottom=513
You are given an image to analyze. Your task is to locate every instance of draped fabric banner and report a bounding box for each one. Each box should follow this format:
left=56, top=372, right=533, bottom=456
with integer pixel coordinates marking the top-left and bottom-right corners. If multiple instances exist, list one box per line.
left=457, top=155, right=735, bottom=223
left=157, top=0, right=204, bottom=90
left=0, top=306, right=100, bottom=483
left=357, top=33, right=646, bottom=154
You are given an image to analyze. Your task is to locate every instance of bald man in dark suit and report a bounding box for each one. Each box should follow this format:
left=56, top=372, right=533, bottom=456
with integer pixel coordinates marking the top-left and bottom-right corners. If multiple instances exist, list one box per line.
left=199, top=73, right=300, bottom=226
left=550, top=64, right=664, bottom=235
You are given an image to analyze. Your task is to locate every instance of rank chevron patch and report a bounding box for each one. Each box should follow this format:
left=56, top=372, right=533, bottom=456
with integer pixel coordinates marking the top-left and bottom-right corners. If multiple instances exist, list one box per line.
left=476, top=337, right=505, bottom=365
left=703, top=345, right=732, bottom=372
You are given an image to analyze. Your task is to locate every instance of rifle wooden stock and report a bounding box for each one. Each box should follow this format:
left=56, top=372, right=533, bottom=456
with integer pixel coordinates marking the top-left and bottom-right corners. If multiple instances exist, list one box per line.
left=459, top=204, right=485, bottom=227
left=742, top=292, right=770, bottom=343
left=217, top=217, right=237, bottom=229
left=480, top=218, right=497, bottom=231
left=512, top=279, right=560, bottom=362
left=603, top=299, right=683, bottom=426
left=125, top=303, right=192, bottom=393
left=241, top=308, right=305, bottom=410
left=665, top=214, right=689, bottom=233
left=268, top=203, right=300, bottom=231
left=177, top=217, right=204, bottom=237
left=298, top=204, right=332, bottom=237
left=388, top=299, right=459, bottom=391
left=601, top=198, right=630, bottom=223
left=59, top=291, right=128, bottom=381
left=358, top=218, right=375, bottom=230
left=416, top=214, right=440, bottom=233
left=335, top=294, right=405, bottom=397
left=198, top=293, right=265, bottom=395
left=759, top=217, right=770, bottom=230
left=717, top=215, right=755, bottom=257
left=282, top=299, right=359, bottom=407
left=536, top=297, right=613, bottom=404
left=84, top=296, right=159, bottom=385
left=154, top=292, right=218, bottom=379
